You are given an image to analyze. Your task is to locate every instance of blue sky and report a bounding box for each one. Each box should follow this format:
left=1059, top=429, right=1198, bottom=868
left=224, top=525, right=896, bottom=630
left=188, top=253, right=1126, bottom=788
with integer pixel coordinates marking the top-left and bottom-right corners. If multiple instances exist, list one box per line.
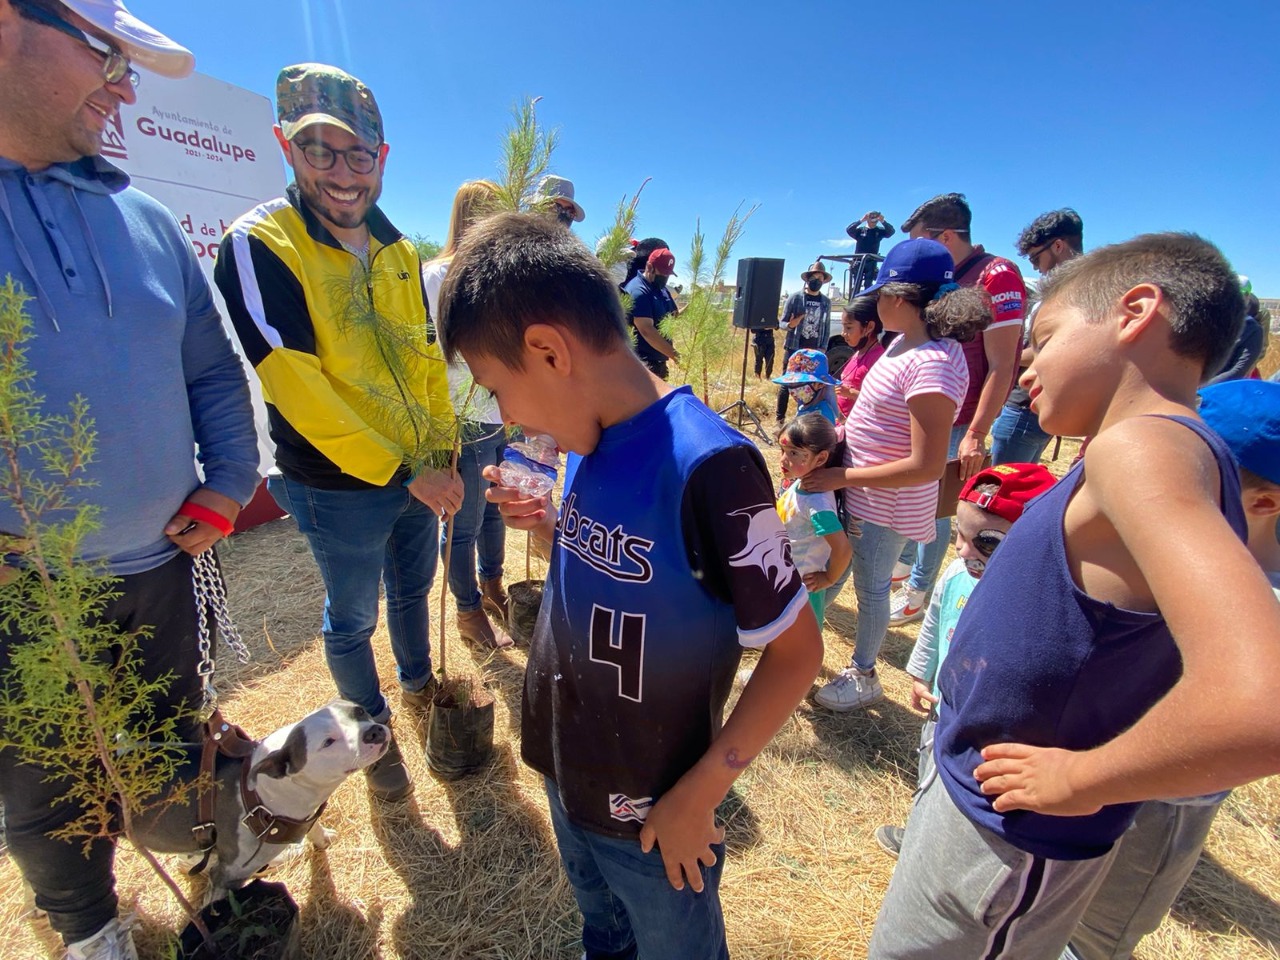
left=129, top=0, right=1279, bottom=295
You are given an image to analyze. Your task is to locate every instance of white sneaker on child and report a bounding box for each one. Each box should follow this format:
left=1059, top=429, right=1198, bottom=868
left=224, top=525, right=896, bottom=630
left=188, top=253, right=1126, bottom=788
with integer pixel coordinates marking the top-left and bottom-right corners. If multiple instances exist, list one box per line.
left=815, top=666, right=884, bottom=711
left=889, top=585, right=927, bottom=625
left=65, top=914, right=138, bottom=960
left=890, top=560, right=912, bottom=586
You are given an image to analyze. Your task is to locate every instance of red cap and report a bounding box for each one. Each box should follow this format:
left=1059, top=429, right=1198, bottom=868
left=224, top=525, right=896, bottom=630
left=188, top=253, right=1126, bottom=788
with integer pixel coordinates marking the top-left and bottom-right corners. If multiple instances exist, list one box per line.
left=647, top=247, right=676, bottom=276
left=958, top=463, right=1056, bottom=522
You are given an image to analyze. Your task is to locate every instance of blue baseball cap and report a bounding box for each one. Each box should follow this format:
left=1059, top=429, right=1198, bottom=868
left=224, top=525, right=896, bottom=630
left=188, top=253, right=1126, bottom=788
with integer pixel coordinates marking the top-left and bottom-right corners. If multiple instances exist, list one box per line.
left=1199, top=380, right=1280, bottom=483
left=858, top=237, right=955, bottom=299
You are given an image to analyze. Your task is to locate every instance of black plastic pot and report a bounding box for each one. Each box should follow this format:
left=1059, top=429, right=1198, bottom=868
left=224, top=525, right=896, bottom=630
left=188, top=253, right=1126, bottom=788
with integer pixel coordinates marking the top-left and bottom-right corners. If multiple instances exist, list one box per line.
left=177, top=879, right=299, bottom=960
left=506, top=579, right=544, bottom=645
left=426, top=682, right=495, bottom=780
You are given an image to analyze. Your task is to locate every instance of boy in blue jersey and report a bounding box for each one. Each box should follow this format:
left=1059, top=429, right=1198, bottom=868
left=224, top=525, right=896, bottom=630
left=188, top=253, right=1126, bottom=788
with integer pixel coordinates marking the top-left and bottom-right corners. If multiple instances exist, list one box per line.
left=437, top=212, right=823, bottom=959
left=868, top=233, right=1280, bottom=960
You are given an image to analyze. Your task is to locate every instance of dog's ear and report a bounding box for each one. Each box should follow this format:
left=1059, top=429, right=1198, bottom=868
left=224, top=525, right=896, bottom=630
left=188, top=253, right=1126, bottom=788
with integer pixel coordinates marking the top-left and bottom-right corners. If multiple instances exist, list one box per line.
left=251, top=724, right=308, bottom=780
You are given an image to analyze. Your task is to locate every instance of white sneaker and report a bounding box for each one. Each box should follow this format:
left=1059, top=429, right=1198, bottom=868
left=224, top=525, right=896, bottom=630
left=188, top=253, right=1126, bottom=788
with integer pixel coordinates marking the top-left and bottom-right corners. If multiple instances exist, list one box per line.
left=889, top=586, right=927, bottom=625
left=815, top=667, right=884, bottom=711
left=890, top=560, right=912, bottom=586
left=65, top=914, right=138, bottom=960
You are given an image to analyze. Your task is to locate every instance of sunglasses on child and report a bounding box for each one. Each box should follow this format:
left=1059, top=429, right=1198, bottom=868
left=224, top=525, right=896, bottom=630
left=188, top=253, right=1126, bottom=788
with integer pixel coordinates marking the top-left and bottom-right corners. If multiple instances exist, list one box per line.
left=972, top=529, right=1007, bottom=557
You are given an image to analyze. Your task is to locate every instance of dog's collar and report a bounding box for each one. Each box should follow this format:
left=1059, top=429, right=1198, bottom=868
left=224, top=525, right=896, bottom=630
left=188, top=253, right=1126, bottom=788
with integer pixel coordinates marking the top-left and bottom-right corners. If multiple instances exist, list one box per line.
left=239, top=760, right=328, bottom=844
left=190, top=711, right=324, bottom=872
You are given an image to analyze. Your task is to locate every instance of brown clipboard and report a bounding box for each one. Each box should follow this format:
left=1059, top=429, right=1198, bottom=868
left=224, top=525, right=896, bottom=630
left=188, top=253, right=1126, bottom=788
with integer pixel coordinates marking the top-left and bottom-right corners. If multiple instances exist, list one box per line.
left=936, top=455, right=992, bottom=519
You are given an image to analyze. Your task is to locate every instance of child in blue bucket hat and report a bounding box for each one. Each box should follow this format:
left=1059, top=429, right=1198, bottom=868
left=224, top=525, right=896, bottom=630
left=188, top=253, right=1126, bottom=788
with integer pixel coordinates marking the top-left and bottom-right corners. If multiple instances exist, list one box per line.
left=772, top=348, right=840, bottom=424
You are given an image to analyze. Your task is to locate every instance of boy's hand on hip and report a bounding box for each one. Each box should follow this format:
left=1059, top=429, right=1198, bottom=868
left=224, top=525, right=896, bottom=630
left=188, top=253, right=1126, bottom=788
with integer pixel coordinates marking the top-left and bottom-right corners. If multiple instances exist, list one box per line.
left=639, top=780, right=725, bottom=893
left=975, top=743, right=1102, bottom=817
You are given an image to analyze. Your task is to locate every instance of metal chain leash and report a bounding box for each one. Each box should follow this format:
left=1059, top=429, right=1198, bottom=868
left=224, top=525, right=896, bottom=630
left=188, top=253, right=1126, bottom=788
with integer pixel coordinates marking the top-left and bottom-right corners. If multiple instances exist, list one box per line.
left=192, top=548, right=251, bottom=721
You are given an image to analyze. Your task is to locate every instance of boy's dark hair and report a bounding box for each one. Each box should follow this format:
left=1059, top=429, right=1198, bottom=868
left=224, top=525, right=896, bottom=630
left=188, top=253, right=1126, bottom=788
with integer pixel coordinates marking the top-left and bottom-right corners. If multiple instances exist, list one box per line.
left=1017, top=209, right=1084, bottom=255
left=1037, top=233, right=1245, bottom=376
left=779, top=412, right=840, bottom=459
left=877, top=282, right=991, bottom=344
left=1239, top=466, right=1276, bottom=492
left=1244, top=292, right=1260, bottom=318
left=901, top=193, right=971, bottom=235
left=439, top=212, right=628, bottom=367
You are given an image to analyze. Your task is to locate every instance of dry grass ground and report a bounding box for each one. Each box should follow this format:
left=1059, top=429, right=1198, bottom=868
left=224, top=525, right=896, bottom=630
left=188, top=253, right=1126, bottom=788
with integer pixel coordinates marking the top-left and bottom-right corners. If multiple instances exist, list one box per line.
left=2, top=330, right=1277, bottom=959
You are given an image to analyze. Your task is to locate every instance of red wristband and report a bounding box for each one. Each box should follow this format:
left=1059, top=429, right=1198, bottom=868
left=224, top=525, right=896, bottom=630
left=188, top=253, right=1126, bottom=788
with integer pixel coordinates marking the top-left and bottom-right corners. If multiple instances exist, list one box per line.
left=178, top=501, right=235, bottom=537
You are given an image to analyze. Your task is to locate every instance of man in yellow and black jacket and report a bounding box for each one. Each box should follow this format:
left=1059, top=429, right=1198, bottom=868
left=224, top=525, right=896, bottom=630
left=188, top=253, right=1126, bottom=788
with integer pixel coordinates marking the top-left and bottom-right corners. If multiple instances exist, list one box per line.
left=215, top=63, right=461, bottom=803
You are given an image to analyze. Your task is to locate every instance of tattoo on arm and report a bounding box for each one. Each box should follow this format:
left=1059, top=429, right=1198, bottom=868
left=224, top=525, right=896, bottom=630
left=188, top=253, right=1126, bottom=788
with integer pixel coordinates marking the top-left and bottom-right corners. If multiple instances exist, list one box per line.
left=724, top=748, right=754, bottom=771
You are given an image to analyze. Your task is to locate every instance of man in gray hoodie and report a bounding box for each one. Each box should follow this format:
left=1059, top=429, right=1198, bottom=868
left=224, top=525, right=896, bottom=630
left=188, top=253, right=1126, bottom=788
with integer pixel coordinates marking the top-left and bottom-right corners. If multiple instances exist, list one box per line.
left=0, top=2, right=259, bottom=957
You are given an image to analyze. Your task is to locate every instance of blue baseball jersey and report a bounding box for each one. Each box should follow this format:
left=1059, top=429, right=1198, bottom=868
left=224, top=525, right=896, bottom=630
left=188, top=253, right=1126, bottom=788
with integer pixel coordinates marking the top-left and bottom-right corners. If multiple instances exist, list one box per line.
left=524, top=387, right=806, bottom=837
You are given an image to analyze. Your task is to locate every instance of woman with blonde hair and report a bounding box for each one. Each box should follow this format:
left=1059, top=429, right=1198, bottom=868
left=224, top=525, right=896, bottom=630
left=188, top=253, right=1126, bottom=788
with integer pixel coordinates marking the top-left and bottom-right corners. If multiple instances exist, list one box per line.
left=423, top=179, right=513, bottom=649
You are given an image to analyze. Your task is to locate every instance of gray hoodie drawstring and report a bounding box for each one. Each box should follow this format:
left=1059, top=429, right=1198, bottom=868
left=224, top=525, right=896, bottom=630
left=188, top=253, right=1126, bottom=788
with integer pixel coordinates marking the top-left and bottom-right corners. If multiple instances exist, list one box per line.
left=0, top=181, right=61, bottom=331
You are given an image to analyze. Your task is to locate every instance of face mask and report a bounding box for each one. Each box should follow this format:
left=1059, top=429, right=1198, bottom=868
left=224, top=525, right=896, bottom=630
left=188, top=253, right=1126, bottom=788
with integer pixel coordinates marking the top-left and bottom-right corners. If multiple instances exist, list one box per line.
left=554, top=205, right=574, bottom=226
left=652, top=274, right=669, bottom=288
left=792, top=384, right=820, bottom=406
left=806, top=279, right=823, bottom=292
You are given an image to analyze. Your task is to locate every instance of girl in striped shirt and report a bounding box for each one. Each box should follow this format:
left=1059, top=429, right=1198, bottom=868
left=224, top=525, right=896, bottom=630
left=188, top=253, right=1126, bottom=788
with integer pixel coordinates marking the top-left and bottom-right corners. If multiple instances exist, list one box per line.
left=800, top=238, right=989, bottom=712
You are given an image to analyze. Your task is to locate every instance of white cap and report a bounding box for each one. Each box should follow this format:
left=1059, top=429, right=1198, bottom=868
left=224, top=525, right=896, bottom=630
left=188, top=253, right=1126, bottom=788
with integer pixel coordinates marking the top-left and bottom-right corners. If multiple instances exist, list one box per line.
left=57, top=0, right=194, bottom=78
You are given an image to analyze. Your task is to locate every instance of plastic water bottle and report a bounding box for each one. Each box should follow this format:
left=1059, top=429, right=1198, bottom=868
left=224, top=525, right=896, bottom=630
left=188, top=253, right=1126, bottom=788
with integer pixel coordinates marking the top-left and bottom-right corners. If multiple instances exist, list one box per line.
left=498, top=434, right=559, bottom=497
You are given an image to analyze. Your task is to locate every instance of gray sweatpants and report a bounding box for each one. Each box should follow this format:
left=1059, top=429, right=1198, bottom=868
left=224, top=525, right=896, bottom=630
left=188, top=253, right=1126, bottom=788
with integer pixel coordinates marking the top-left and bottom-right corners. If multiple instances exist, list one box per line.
left=869, top=774, right=1119, bottom=960
left=1066, top=799, right=1221, bottom=960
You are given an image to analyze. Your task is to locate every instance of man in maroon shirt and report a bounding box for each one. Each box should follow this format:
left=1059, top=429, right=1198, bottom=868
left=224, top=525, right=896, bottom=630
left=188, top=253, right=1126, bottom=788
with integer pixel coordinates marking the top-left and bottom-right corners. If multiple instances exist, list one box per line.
left=889, top=193, right=1026, bottom=624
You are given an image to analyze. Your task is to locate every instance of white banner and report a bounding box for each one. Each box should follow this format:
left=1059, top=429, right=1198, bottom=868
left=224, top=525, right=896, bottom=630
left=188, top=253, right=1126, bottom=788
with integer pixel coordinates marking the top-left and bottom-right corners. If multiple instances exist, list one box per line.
left=105, top=72, right=286, bottom=473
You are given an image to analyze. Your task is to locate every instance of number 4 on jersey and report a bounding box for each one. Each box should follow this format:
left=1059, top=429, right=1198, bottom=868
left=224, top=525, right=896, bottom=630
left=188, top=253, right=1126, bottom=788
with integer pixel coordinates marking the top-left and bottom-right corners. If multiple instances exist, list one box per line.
left=589, top=604, right=646, bottom=702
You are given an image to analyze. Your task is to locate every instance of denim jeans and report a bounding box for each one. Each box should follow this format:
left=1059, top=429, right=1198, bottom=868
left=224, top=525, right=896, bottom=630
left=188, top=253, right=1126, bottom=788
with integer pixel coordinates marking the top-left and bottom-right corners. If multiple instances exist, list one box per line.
left=990, top=402, right=1052, bottom=466
left=269, top=476, right=437, bottom=722
left=825, top=516, right=909, bottom=671
left=444, top=423, right=506, bottom=613
left=0, top=552, right=201, bottom=944
left=900, top=423, right=967, bottom=594
left=545, top=780, right=729, bottom=960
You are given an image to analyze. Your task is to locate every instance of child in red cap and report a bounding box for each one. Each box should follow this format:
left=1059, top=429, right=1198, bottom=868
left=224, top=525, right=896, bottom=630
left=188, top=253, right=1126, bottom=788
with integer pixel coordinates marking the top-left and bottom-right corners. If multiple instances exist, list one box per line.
left=873, top=462, right=1056, bottom=858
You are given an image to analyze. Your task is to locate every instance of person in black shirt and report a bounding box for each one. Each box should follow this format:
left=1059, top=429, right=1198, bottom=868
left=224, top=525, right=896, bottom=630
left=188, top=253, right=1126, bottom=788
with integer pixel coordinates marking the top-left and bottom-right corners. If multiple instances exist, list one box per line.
left=845, top=210, right=896, bottom=255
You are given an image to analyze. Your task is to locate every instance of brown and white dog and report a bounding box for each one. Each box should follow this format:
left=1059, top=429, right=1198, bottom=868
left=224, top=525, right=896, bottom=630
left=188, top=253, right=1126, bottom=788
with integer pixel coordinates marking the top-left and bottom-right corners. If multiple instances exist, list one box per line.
left=138, top=699, right=388, bottom=894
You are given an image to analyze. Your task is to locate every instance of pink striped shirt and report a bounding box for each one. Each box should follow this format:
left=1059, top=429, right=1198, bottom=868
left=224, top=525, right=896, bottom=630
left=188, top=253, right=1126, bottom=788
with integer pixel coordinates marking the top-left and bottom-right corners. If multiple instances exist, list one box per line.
left=841, top=338, right=969, bottom=541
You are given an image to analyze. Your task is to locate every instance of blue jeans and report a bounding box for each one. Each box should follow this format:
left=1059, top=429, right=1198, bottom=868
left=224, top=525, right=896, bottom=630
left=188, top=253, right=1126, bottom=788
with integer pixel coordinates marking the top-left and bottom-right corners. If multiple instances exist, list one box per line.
left=825, top=516, right=909, bottom=671
left=444, top=423, right=506, bottom=613
left=545, top=780, right=729, bottom=960
left=900, top=423, right=966, bottom=594
left=268, top=475, right=438, bottom=722
left=990, top=402, right=1051, bottom=466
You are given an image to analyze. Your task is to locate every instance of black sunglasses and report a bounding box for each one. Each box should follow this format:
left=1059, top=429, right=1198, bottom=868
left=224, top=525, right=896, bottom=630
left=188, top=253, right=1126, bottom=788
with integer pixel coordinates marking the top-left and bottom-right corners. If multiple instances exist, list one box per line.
left=14, top=0, right=138, bottom=86
left=971, top=528, right=1007, bottom=558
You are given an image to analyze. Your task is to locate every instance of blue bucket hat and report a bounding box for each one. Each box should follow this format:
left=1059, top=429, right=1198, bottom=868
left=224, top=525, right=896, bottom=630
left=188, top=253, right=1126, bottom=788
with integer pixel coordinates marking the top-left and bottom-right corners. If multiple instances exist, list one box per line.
left=1198, top=380, right=1280, bottom=483
left=858, top=237, right=955, bottom=299
left=772, top=348, right=838, bottom=386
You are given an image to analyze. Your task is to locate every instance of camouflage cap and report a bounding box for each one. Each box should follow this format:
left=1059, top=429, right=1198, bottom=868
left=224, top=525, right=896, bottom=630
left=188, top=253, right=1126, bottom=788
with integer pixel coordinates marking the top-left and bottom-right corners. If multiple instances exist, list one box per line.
left=276, top=63, right=383, bottom=146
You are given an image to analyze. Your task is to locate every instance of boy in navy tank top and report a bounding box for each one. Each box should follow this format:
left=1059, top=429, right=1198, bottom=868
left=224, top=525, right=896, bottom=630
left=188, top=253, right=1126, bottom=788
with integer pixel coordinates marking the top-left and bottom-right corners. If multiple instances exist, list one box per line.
left=869, top=233, right=1280, bottom=960
left=438, top=213, right=823, bottom=959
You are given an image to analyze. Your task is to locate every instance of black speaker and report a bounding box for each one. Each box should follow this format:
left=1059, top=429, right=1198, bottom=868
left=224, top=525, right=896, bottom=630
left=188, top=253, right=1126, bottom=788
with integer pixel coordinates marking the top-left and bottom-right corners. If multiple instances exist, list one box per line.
left=732, top=257, right=785, bottom=330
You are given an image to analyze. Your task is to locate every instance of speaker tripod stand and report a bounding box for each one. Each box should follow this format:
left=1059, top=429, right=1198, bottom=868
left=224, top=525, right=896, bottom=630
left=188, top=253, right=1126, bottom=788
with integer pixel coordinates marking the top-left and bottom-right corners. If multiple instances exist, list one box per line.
left=717, top=329, right=773, bottom=446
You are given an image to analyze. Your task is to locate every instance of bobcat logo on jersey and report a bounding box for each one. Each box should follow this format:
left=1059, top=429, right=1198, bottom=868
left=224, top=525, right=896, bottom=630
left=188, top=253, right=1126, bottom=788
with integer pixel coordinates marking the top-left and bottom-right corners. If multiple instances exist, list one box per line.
left=726, top=502, right=794, bottom=590
left=558, top=492, right=655, bottom=583
left=609, top=793, right=655, bottom=824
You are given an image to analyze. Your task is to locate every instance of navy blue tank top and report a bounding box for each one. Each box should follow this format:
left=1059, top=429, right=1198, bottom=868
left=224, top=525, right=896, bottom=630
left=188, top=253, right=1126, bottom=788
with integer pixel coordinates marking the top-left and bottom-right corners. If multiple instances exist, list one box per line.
left=935, top=416, right=1246, bottom=860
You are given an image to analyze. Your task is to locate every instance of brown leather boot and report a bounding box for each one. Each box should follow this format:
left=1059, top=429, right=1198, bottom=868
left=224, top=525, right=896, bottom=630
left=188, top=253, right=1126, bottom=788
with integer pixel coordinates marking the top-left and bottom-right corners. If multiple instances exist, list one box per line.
left=479, top=577, right=509, bottom=624
left=457, top=608, right=514, bottom=650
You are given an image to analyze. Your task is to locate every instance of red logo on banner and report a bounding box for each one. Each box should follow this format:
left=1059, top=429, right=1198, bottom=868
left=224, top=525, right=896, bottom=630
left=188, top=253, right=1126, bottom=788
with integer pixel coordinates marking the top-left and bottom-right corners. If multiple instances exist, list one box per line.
left=100, top=112, right=128, bottom=160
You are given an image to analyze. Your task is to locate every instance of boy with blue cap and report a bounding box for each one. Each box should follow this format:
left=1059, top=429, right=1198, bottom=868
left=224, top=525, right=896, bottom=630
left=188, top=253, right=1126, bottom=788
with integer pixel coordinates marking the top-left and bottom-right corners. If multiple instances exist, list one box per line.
left=772, top=348, right=840, bottom=424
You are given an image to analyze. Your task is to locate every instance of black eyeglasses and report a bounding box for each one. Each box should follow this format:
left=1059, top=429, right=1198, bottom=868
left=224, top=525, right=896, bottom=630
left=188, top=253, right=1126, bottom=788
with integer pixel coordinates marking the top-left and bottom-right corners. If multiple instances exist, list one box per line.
left=293, top=140, right=380, bottom=175
left=1025, top=242, right=1056, bottom=269
left=15, top=0, right=138, bottom=87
